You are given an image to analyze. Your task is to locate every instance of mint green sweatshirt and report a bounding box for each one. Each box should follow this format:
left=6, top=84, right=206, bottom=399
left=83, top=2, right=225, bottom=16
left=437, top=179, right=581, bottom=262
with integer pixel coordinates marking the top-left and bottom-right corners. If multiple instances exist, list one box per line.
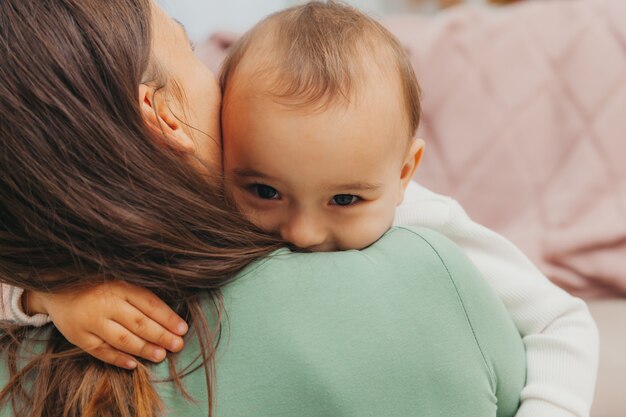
left=1, top=227, right=525, bottom=416
left=156, top=227, right=526, bottom=417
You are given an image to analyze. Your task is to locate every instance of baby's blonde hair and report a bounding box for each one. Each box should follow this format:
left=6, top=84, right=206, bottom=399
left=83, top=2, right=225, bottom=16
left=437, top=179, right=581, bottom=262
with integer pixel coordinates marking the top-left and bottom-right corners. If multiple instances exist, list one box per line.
left=219, top=0, right=421, bottom=137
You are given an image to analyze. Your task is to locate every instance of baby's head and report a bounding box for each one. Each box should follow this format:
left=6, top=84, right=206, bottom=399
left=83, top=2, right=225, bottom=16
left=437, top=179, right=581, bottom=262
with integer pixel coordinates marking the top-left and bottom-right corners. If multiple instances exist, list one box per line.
left=220, top=1, right=423, bottom=251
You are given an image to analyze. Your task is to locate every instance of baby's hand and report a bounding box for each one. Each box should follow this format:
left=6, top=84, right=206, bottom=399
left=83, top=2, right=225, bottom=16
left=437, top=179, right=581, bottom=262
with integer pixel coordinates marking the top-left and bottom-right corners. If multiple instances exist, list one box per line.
left=26, top=282, right=189, bottom=370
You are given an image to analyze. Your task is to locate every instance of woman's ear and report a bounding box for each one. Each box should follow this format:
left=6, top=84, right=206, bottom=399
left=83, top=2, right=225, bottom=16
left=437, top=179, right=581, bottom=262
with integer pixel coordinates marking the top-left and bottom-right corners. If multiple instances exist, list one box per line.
left=138, top=84, right=195, bottom=154
left=397, top=138, right=425, bottom=205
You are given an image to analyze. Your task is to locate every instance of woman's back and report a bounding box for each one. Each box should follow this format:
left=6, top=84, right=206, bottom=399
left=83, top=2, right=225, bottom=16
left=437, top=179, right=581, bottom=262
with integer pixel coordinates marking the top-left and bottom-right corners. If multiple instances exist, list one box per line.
left=154, top=227, right=525, bottom=417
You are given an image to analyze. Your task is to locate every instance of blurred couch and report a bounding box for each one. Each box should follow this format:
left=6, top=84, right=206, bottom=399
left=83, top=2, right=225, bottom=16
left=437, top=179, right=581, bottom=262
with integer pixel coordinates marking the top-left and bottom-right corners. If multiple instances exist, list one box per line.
left=383, top=2, right=626, bottom=416
left=198, top=0, right=626, bottom=415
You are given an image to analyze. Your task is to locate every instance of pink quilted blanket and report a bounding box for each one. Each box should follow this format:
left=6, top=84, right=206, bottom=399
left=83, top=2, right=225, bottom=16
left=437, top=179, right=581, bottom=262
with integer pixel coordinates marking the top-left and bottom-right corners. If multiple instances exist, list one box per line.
left=197, top=0, right=626, bottom=298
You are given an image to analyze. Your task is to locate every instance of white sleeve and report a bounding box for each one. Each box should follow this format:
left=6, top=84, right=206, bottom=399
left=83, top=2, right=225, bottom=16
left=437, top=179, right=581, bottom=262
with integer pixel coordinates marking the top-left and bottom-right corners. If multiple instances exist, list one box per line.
left=395, top=182, right=599, bottom=417
left=0, top=284, right=51, bottom=327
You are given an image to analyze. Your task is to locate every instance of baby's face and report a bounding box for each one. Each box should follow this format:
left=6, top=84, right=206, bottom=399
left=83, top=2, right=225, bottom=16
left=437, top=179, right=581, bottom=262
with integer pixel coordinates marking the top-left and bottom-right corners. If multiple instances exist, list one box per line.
left=222, top=78, right=419, bottom=252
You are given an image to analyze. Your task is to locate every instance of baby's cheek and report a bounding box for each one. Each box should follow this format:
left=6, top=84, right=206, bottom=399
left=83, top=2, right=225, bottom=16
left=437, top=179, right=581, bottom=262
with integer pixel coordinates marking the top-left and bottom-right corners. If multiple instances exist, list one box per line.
left=223, top=185, right=256, bottom=222
left=341, top=207, right=396, bottom=250
left=231, top=194, right=280, bottom=234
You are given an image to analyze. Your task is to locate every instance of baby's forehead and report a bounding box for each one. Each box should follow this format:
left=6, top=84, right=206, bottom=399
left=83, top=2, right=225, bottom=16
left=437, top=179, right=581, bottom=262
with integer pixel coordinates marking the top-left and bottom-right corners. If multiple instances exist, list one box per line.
left=225, top=87, right=410, bottom=171
left=223, top=47, right=411, bottom=157
left=229, top=30, right=401, bottom=104
left=224, top=51, right=406, bottom=145
left=219, top=2, right=421, bottom=139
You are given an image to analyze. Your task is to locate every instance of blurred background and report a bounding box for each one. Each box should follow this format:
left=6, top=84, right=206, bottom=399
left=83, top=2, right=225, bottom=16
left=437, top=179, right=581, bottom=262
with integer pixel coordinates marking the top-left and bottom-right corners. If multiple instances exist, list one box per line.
left=158, top=0, right=508, bottom=41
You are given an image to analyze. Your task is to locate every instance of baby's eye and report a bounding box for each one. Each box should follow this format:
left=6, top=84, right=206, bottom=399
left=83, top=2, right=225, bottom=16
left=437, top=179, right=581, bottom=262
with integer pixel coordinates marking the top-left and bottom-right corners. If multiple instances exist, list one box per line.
left=250, top=184, right=280, bottom=200
left=330, top=194, right=360, bottom=206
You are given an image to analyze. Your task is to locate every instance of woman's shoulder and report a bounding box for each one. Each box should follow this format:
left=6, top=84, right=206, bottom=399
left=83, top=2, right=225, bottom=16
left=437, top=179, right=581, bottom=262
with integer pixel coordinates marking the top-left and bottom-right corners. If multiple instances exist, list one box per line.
left=199, top=226, right=525, bottom=417
left=228, top=225, right=487, bottom=305
left=235, top=226, right=467, bottom=283
left=218, top=225, right=511, bottom=369
left=223, top=225, right=493, bottom=319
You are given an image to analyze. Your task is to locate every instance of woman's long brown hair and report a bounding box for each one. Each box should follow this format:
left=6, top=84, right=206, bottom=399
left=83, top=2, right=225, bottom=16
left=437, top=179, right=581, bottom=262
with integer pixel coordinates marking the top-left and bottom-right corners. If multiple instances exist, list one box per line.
left=0, top=0, right=282, bottom=416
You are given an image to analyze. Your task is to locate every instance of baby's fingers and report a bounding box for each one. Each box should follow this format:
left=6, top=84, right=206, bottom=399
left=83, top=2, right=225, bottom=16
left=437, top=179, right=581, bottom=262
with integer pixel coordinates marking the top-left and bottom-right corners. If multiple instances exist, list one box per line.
left=102, top=320, right=168, bottom=363
left=85, top=339, right=139, bottom=370
left=122, top=286, right=188, bottom=336
left=112, top=302, right=184, bottom=353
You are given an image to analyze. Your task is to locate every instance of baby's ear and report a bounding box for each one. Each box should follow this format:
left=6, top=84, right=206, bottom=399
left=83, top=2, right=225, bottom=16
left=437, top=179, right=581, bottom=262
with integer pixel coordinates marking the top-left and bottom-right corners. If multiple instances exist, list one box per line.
left=397, top=138, right=425, bottom=205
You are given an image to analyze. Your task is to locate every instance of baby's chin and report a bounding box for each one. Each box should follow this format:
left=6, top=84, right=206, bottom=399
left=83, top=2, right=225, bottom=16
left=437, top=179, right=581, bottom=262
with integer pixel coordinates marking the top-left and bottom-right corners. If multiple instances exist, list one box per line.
left=296, top=233, right=388, bottom=253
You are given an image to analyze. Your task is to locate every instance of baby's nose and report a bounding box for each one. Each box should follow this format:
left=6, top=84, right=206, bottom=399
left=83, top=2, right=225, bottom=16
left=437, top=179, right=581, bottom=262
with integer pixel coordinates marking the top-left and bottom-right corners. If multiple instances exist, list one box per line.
left=280, top=216, right=327, bottom=250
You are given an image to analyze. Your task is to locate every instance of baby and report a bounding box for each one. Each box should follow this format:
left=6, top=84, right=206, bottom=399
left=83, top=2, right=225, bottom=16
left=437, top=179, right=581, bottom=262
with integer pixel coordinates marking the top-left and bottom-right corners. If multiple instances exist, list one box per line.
left=219, top=3, right=423, bottom=252
left=2, top=2, right=597, bottom=417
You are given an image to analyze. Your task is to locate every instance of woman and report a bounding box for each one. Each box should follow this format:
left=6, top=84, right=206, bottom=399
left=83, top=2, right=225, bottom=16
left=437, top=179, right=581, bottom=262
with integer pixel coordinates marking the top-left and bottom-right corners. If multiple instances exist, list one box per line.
left=0, top=1, right=525, bottom=416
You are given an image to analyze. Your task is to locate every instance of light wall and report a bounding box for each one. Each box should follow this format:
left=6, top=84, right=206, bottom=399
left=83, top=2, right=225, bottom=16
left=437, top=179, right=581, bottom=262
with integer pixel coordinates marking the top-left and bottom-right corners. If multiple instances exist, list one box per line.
left=158, top=0, right=392, bottom=41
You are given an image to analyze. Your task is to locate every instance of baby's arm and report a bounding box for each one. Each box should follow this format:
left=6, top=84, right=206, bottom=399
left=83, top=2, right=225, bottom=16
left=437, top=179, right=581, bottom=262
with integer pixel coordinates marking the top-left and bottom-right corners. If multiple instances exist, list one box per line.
left=1, top=284, right=51, bottom=326
left=395, top=182, right=599, bottom=417
left=0, top=282, right=188, bottom=369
